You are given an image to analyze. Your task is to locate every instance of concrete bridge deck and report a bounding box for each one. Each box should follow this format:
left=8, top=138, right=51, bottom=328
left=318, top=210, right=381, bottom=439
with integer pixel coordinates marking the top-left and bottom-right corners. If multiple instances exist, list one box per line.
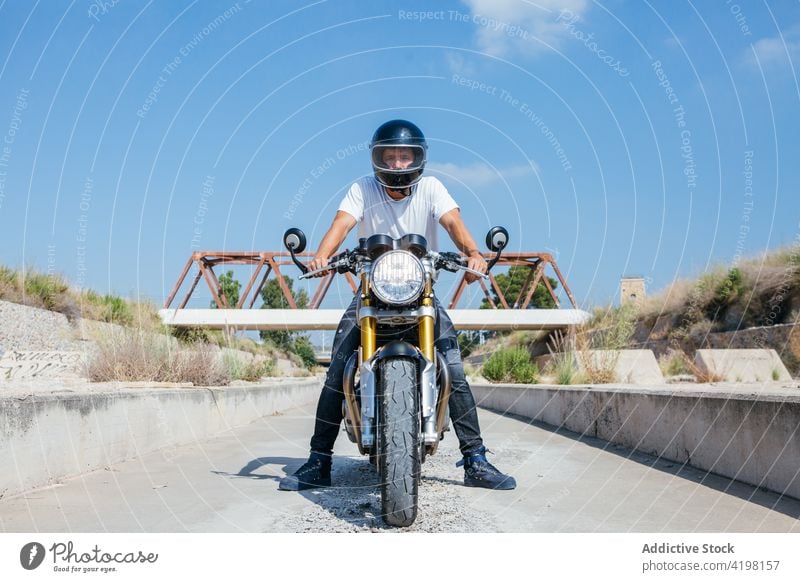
left=0, top=379, right=797, bottom=532
left=0, top=404, right=797, bottom=533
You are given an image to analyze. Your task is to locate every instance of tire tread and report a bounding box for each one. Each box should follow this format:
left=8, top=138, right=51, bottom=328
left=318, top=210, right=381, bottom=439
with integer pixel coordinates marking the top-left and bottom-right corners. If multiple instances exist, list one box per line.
left=378, top=357, right=420, bottom=527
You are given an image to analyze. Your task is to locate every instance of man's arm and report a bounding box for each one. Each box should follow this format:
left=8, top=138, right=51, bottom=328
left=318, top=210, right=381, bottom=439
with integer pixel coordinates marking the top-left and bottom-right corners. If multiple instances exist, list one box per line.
left=306, top=211, right=358, bottom=277
left=439, top=208, right=487, bottom=283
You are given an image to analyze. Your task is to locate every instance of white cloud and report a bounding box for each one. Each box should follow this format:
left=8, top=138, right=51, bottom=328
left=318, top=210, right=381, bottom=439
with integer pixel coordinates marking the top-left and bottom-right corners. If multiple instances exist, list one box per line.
left=427, top=161, right=538, bottom=187
left=746, top=30, right=800, bottom=69
left=445, top=50, right=479, bottom=77
left=461, top=0, right=589, bottom=57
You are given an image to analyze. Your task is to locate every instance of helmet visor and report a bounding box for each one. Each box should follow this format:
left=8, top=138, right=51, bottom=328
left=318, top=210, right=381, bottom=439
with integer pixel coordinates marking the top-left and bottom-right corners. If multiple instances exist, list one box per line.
left=371, top=145, right=426, bottom=173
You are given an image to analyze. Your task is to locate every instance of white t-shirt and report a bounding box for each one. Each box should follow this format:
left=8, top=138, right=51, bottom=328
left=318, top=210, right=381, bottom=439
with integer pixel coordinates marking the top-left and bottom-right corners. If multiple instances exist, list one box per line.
left=338, top=176, right=458, bottom=251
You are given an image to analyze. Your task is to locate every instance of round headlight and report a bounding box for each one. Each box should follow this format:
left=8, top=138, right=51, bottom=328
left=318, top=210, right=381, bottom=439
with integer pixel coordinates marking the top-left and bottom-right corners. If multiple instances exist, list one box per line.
left=370, top=250, right=424, bottom=305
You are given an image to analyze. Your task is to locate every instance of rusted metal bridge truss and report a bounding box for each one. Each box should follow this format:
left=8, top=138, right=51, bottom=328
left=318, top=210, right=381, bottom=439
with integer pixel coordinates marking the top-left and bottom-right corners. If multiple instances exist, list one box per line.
left=164, top=251, right=578, bottom=312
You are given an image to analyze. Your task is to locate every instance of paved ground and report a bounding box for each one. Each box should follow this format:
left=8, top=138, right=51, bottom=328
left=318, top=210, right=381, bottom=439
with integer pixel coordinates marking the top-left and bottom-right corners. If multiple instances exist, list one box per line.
left=1, top=403, right=798, bottom=533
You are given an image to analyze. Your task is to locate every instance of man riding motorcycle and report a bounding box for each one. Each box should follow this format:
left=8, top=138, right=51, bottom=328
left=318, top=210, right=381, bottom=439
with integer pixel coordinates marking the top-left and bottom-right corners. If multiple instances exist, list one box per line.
left=279, top=119, right=516, bottom=492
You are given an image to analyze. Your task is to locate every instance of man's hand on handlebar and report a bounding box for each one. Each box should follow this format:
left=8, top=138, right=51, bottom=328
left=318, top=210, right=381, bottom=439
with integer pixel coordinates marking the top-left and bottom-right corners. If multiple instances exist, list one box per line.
left=465, top=252, right=488, bottom=284
left=306, top=256, right=330, bottom=278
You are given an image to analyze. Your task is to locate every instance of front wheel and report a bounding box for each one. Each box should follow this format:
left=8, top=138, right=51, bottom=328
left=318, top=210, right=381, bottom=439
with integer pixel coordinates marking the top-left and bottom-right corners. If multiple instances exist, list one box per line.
left=377, top=357, right=420, bottom=527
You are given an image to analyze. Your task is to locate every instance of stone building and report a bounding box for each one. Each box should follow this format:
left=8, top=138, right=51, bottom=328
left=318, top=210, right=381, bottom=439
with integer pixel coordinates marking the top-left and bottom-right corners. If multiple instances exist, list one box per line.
left=620, top=276, right=645, bottom=307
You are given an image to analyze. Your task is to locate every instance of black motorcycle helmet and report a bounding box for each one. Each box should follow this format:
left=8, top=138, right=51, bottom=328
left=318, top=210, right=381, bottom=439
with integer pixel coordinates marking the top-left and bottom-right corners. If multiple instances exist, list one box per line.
left=370, top=119, right=428, bottom=190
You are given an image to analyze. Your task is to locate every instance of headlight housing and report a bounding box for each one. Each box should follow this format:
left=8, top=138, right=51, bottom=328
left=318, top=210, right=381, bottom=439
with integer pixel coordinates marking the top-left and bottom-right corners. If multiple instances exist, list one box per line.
left=370, top=250, right=424, bottom=305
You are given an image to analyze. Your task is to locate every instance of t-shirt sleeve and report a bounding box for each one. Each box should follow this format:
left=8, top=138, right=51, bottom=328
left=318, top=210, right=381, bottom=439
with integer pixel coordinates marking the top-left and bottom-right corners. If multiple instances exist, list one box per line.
left=429, top=177, right=459, bottom=222
left=338, top=181, right=365, bottom=222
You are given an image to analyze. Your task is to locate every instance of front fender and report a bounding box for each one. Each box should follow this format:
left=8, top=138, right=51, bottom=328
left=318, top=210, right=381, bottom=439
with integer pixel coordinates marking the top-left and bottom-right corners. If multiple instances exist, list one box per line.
left=371, top=340, right=421, bottom=361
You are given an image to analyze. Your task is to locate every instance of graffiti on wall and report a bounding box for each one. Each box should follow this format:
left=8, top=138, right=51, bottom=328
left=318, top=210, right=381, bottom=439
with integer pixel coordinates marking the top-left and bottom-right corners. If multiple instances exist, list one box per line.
left=0, top=350, right=83, bottom=379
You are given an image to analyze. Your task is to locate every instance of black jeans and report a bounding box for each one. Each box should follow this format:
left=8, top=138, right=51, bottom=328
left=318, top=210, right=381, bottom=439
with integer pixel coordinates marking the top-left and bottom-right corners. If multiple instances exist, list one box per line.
left=309, top=294, right=484, bottom=457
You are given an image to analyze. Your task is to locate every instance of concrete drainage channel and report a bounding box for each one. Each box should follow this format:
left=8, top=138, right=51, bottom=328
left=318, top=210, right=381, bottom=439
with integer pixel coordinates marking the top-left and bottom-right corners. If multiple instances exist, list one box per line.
left=0, top=378, right=322, bottom=499
left=471, top=382, right=800, bottom=501
left=2, top=378, right=799, bottom=503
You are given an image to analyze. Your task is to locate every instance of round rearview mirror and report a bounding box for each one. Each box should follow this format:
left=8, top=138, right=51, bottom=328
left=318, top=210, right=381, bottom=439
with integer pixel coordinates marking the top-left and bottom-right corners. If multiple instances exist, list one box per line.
left=283, top=228, right=306, bottom=253
left=485, top=226, right=509, bottom=252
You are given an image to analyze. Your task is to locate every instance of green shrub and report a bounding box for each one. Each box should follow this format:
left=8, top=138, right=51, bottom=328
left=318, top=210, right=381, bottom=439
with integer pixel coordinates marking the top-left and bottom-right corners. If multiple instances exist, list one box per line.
left=171, top=326, right=214, bottom=344
left=79, top=290, right=137, bottom=326
left=482, top=346, right=539, bottom=384
left=704, top=267, right=745, bottom=323
left=549, top=350, right=579, bottom=385
left=222, top=352, right=248, bottom=380
left=659, top=350, right=691, bottom=377
left=292, top=335, right=316, bottom=369
left=0, top=265, right=16, bottom=287
left=243, top=357, right=276, bottom=381
left=223, top=352, right=277, bottom=381
left=457, top=331, right=479, bottom=358
left=101, top=294, right=133, bottom=325
left=23, top=270, right=69, bottom=311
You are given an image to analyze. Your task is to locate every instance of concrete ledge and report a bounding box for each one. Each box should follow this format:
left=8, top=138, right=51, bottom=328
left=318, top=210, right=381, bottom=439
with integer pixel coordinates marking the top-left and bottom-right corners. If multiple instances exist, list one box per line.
left=535, top=349, right=665, bottom=385
left=694, top=349, right=792, bottom=382
left=159, top=308, right=592, bottom=331
left=0, top=378, right=322, bottom=498
left=471, top=382, right=800, bottom=500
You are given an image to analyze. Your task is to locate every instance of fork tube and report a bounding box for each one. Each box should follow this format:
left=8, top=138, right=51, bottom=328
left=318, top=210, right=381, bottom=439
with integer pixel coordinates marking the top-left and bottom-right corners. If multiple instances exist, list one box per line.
left=360, top=273, right=376, bottom=360
left=419, top=275, right=435, bottom=362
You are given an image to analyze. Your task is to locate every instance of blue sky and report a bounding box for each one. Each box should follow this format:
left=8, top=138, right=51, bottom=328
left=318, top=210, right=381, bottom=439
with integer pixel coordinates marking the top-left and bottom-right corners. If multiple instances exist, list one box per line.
left=0, top=0, right=798, bottom=312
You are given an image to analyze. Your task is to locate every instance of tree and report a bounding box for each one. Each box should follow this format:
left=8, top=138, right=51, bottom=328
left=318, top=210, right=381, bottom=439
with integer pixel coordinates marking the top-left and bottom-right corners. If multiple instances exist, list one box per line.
left=480, top=265, right=559, bottom=309
left=210, top=270, right=241, bottom=308
left=259, top=275, right=309, bottom=348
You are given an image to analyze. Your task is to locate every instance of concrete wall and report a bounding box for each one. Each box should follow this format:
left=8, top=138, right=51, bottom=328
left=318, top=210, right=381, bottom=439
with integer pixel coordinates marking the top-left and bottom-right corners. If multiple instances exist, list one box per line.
left=0, top=300, right=75, bottom=352
left=0, top=379, right=321, bottom=498
left=636, top=322, right=800, bottom=374
left=472, top=382, right=800, bottom=500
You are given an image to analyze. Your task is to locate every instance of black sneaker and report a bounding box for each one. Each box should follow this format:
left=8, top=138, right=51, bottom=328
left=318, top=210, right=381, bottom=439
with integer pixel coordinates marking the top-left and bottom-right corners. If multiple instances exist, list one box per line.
left=458, top=448, right=516, bottom=490
left=278, top=454, right=332, bottom=491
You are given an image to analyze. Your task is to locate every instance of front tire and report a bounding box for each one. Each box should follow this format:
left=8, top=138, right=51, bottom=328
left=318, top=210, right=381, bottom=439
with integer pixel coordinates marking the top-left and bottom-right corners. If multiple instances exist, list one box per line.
left=377, top=357, right=420, bottom=527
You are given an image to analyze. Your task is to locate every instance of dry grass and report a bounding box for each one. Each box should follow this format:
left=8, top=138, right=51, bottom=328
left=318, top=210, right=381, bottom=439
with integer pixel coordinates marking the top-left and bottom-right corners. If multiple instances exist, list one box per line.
left=570, top=305, right=637, bottom=383
left=544, top=330, right=582, bottom=385
left=548, top=349, right=583, bottom=385
left=171, top=346, right=231, bottom=386
left=686, top=359, right=725, bottom=383
left=577, top=353, right=618, bottom=383
left=639, top=277, right=699, bottom=321
left=507, top=330, right=547, bottom=348
left=754, top=246, right=800, bottom=269
left=638, top=246, right=800, bottom=342
left=539, top=308, right=637, bottom=385
left=87, top=328, right=230, bottom=385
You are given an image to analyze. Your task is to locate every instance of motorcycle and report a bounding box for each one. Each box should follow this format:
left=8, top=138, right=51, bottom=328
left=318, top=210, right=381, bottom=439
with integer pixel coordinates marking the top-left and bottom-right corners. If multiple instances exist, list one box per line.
left=282, top=226, right=509, bottom=527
